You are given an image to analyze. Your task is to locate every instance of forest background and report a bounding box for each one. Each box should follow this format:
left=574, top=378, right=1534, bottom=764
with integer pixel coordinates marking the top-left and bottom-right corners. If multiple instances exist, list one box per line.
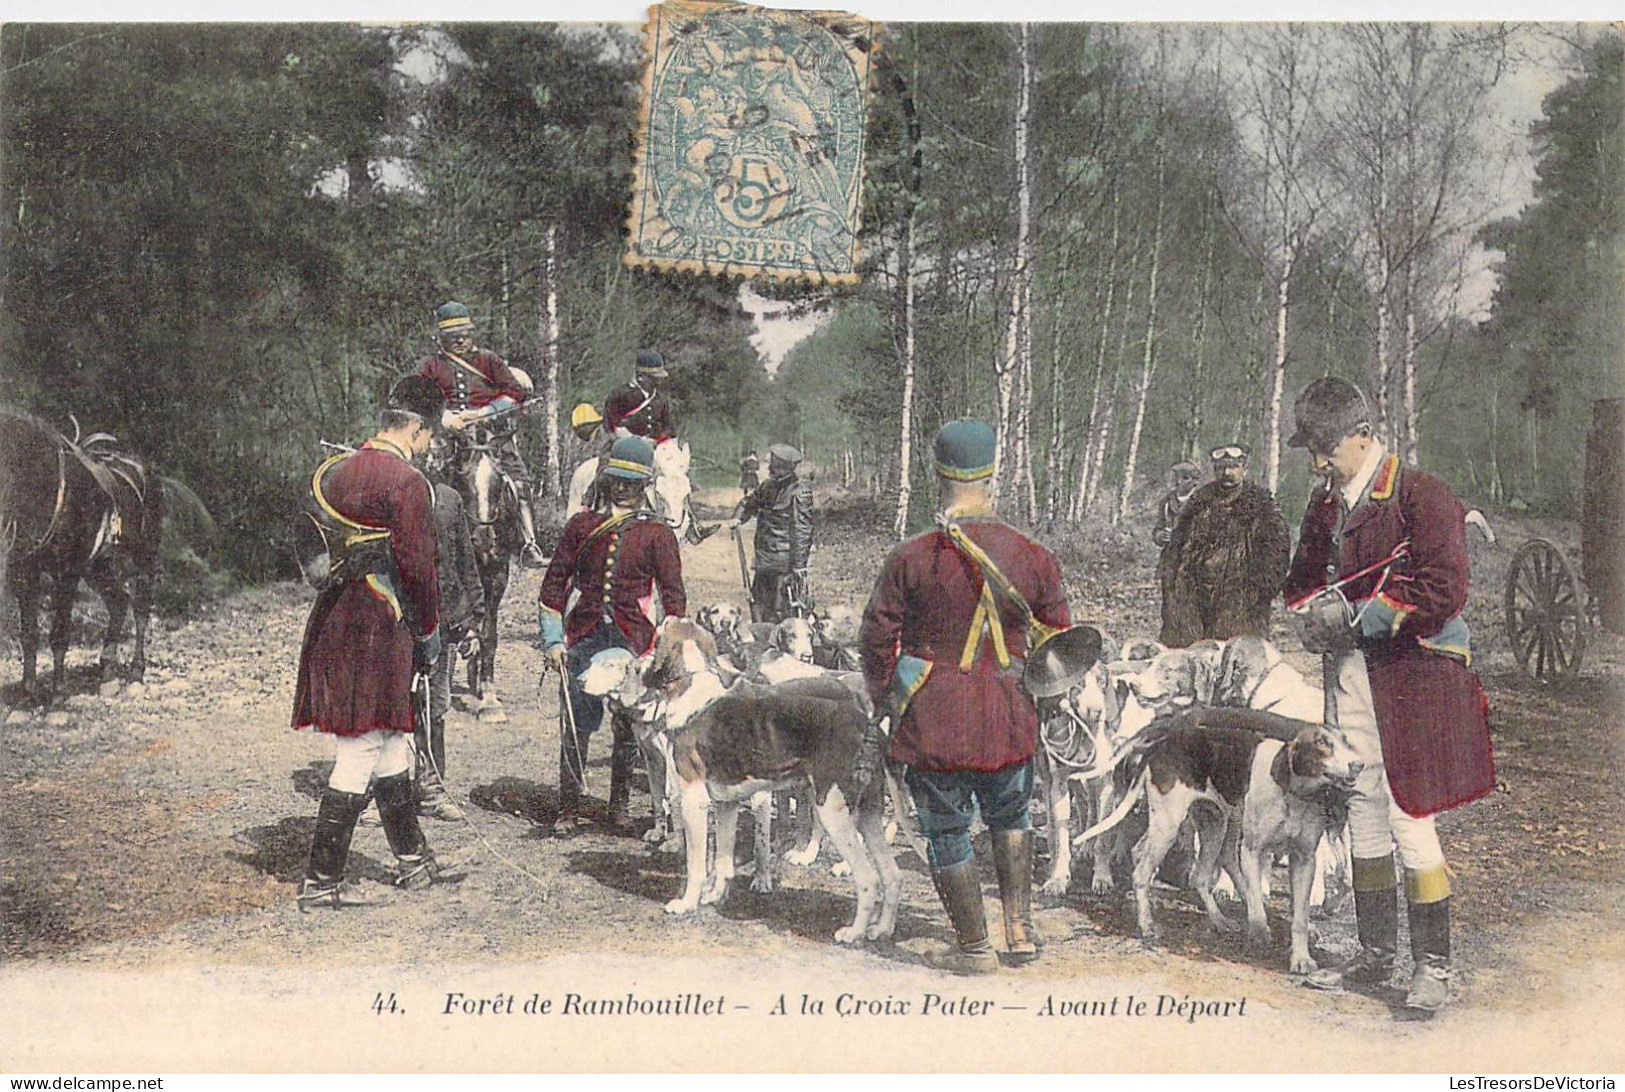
left=1, top=21, right=1619, bottom=600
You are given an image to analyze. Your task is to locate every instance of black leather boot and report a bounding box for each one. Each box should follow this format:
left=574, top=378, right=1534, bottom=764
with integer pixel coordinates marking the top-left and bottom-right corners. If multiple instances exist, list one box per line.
left=1405, top=896, right=1452, bottom=1012
left=376, top=771, right=437, bottom=888
left=555, top=724, right=590, bottom=837
left=991, top=829, right=1041, bottom=966
left=297, top=789, right=382, bottom=911
left=1306, top=870, right=1398, bottom=990
left=924, top=860, right=999, bottom=975
left=607, top=730, right=638, bottom=834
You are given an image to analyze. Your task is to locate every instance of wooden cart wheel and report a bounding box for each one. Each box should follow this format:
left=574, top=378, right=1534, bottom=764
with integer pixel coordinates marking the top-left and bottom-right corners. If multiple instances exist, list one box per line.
left=1504, top=539, right=1587, bottom=682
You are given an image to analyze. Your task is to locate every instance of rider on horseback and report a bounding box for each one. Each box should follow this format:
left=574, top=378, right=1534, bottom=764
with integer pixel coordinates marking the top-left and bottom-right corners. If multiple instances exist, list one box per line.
left=417, top=300, right=547, bottom=568
left=604, top=348, right=677, bottom=443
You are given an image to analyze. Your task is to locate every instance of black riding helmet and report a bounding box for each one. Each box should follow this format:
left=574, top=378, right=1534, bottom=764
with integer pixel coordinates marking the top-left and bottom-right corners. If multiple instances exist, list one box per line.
left=387, top=374, right=447, bottom=431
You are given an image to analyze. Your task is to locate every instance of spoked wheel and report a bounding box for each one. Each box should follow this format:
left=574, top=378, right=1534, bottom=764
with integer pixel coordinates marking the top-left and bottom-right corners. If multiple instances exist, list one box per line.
left=1505, top=539, right=1587, bottom=683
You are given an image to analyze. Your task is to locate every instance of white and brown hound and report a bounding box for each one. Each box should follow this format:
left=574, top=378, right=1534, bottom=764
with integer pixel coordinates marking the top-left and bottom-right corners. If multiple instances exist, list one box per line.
left=1075, top=707, right=1362, bottom=974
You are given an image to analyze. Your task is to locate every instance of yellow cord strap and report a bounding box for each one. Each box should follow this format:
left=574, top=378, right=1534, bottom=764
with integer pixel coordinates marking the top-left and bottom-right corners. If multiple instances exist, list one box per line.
left=312, top=453, right=391, bottom=546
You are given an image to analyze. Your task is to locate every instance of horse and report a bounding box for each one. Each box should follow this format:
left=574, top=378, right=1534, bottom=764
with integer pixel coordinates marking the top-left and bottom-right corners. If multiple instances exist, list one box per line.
left=565, top=437, right=694, bottom=540
left=0, top=410, right=166, bottom=701
left=447, top=426, right=519, bottom=723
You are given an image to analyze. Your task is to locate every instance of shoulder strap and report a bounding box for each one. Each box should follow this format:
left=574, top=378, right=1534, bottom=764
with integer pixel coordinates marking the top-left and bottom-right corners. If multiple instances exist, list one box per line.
left=442, top=350, right=489, bottom=383
left=625, top=384, right=657, bottom=419
left=311, top=452, right=390, bottom=545
left=938, top=518, right=1040, bottom=669
left=578, top=510, right=639, bottom=554
left=938, top=518, right=1037, bottom=630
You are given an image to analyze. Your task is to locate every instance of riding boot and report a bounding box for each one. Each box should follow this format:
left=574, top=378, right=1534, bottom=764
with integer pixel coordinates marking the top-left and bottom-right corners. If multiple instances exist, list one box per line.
left=607, top=726, right=638, bottom=834
left=517, top=497, right=546, bottom=568
left=376, top=771, right=438, bottom=889
left=924, top=860, right=1000, bottom=975
left=1306, top=857, right=1398, bottom=990
left=991, top=829, right=1041, bottom=966
left=1405, top=894, right=1452, bottom=1012
left=555, top=726, right=589, bottom=837
left=416, top=763, right=465, bottom=822
left=297, top=789, right=384, bottom=911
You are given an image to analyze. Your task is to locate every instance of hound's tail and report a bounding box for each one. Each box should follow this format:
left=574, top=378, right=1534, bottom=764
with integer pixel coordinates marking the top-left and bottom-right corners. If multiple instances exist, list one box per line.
left=1072, top=767, right=1149, bottom=849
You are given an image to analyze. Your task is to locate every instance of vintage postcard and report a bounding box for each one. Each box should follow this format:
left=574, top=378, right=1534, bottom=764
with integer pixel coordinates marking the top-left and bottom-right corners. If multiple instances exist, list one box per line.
left=1, top=6, right=1622, bottom=1078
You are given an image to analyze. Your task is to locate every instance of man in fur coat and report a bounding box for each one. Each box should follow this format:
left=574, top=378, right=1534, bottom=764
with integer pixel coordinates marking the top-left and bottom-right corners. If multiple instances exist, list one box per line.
left=1158, top=443, right=1291, bottom=648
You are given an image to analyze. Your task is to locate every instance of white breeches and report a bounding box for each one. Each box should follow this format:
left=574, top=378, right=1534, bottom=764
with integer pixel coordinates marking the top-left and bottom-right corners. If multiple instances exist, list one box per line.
left=1333, top=651, right=1446, bottom=871
left=329, top=730, right=414, bottom=794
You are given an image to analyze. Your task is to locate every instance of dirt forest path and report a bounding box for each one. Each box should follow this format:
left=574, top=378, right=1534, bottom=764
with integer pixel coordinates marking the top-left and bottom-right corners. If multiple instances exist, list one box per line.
left=2, top=494, right=1624, bottom=1071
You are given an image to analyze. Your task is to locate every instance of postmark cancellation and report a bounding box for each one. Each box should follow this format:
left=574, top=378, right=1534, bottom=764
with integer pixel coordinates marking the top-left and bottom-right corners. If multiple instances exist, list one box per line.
left=625, top=1, right=878, bottom=284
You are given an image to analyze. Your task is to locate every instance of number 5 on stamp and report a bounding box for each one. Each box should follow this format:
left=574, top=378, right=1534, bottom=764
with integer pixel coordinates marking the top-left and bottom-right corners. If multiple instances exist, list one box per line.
left=625, top=0, right=878, bottom=284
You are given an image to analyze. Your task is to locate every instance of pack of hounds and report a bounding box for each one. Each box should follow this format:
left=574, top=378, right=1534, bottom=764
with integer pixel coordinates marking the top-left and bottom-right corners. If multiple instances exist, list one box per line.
left=576, top=602, right=1362, bottom=977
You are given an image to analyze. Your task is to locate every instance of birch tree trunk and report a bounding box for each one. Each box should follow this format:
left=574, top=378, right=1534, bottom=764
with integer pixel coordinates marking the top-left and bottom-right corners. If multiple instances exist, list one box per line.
left=1186, top=200, right=1216, bottom=461
left=1073, top=189, right=1123, bottom=521
left=1098, top=255, right=1137, bottom=524
left=891, top=46, right=923, bottom=541
left=1043, top=247, right=1071, bottom=523
left=1374, top=105, right=1393, bottom=447
left=893, top=218, right=917, bottom=541
left=540, top=224, right=562, bottom=498
left=1014, top=26, right=1037, bottom=523
left=1402, top=260, right=1420, bottom=465
left=500, top=247, right=512, bottom=349
left=1118, top=147, right=1166, bottom=524
left=1266, top=246, right=1291, bottom=495
left=997, top=22, right=1035, bottom=519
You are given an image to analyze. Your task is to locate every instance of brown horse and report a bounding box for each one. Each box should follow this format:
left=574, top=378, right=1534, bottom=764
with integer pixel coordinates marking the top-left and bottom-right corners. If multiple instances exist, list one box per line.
left=448, top=427, right=518, bottom=723
left=0, top=410, right=166, bottom=700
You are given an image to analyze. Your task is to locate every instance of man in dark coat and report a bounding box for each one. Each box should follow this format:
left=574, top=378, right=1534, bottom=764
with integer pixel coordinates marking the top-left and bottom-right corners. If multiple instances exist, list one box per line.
left=539, top=435, right=687, bottom=835
left=414, top=478, right=485, bottom=821
left=604, top=349, right=677, bottom=443
left=1152, top=460, right=1201, bottom=548
left=1158, top=443, right=1291, bottom=648
left=291, top=375, right=456, bottom=910
left=733, top=443, right=814, bottom=622
left=416, top=300, right=546, bottom=567
left=1285, top=377, right=1494, bottom=1013
left=860, top=420, right=1071, bottom=973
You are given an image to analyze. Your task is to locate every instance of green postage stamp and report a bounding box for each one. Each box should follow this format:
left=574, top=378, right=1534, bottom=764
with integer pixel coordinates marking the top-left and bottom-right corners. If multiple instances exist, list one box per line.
left=625, top=1, right=878, bottom=284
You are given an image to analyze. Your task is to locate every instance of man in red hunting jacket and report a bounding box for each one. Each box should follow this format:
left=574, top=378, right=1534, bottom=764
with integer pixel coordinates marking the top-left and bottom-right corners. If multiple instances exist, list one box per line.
left=540, top=434, right=687, bottom=836
left=861, top=419, right=1071, bottom=974
left=417, top=300, right=546, bottom=567
left=603, top=349, right=678, bottom=442
left=1284, top=376, right=1494, bottom=1013
left=291, top=375, right=458, bottom=911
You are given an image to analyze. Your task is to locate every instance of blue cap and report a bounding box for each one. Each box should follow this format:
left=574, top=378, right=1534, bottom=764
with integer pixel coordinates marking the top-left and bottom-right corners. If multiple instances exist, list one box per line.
left=435, top=301, right=474, bottom=331
left=635, top=349, right=668, bottom=378
left=603, top=435, right=655, bottom=480
left=934, top=419, right=996, bottom=482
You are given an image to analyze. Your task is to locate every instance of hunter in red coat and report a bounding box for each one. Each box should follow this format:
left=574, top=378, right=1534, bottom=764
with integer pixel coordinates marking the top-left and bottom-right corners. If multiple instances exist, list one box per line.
left=291, top=376, right=460, bottom=911
left=603, top=349, right=677, bottom=442
left=861, top=419, right=1070, bottom=974
left=540, top=434, right=686, bottom=835
left=417, top=300, right=546, bottom=566
left=1285, top=376, right=1493, bottom=1013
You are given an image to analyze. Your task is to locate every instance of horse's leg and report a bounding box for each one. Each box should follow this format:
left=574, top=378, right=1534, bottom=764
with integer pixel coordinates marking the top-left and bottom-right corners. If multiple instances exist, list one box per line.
left=477, top=562, right=509, bottom=723
left=484, top=563, right=508, bottom=689
left=85, top=558, right=128, bottom=680
left=129, top=562, right=154, bottom=682
left=15, top=563, right=42, bottom=693
left=48, top=567, right=82, bottom=697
